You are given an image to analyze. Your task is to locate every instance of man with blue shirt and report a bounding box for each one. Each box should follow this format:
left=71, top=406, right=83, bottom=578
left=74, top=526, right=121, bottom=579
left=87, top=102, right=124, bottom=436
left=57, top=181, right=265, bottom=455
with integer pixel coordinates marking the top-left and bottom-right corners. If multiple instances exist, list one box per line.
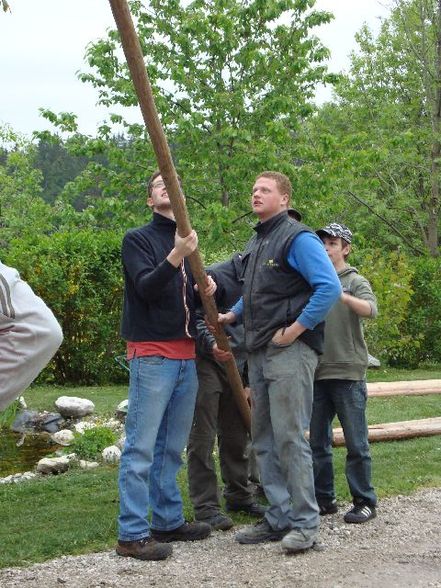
left=218, top=171, right=341, bottom=553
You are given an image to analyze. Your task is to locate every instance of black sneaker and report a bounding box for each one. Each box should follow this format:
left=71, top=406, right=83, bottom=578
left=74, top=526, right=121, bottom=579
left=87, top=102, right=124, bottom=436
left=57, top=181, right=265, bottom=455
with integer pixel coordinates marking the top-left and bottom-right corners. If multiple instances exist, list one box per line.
left=226, top=502, right=267, bottom=518
left=317, top=498, right=338, bottom=516
left=235, top=519, right=289, bottom=544
left=151, top=521, right=211, bottom=543
left=116, top=536, right=172, bottom=560
left=344, top=503, right=376, bottom=524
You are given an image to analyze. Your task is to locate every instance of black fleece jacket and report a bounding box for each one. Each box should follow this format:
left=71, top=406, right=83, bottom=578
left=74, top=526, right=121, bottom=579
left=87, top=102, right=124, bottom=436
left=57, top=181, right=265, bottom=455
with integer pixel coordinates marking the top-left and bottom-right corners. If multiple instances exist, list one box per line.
left=120, top=213, right=197, bottom=342
left=196, top=253, right=246, bottom=365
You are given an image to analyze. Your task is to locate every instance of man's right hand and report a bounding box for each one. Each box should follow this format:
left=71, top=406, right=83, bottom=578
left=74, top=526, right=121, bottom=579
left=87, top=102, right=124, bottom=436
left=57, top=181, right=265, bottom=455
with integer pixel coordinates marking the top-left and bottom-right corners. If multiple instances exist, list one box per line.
left=167, top=230, right=198, bottom=267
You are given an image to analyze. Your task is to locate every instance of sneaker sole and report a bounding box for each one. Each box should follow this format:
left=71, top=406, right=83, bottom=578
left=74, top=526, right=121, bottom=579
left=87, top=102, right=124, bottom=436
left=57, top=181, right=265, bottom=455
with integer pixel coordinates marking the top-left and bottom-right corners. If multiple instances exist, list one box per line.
left=282, top=538, right=317, bottom=553
left=283, top=541, right=317, bottom=554
left=115, top=546, right=172, bottom=560
left=344, top=513, right=377, bottom=524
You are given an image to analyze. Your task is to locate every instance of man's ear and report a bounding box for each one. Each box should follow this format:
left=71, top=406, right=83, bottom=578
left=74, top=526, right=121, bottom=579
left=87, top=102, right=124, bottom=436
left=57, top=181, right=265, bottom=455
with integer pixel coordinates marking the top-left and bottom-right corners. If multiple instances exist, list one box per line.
left=147, top=197, right=153, bottom=208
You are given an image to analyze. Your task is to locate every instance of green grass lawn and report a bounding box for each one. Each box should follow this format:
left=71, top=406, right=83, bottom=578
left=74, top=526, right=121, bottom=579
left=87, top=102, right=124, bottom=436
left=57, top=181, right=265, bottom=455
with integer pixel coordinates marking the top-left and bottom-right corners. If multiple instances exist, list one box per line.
left=0, top=372, right=440, bottom=569
left=367, top=366, right=441, bottom=382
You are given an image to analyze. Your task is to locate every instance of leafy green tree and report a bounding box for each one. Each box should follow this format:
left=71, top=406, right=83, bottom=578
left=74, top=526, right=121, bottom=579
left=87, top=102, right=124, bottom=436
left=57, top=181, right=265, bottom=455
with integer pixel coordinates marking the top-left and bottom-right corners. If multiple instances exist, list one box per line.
left=79, top=0, right=333, bottom=214
left=304, top=0, right=441, bottom=256
left=0, top=125, right=53, bottom=248
left=35, top=138, right=92, bottom=205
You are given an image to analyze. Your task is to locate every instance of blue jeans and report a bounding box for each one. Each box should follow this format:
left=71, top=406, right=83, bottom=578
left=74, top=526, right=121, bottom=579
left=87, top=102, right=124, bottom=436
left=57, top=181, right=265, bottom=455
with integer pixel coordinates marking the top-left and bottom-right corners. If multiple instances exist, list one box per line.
left=118, top=355, right=198, bottom=541
left=249, top=339, right=320, bottom=531
left=310, top=379, right=377, bottom=506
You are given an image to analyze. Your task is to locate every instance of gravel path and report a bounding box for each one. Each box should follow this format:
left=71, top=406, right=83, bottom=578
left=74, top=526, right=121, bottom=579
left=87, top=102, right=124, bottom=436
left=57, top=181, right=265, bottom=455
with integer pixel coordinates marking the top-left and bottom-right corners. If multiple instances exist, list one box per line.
left=1, top=487, right=440, bottom=588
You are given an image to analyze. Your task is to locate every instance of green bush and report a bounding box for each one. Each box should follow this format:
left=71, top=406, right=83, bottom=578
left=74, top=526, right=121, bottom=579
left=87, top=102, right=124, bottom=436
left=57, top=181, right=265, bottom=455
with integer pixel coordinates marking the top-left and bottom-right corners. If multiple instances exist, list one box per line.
left=69, top=427, right=118, bottom=461
left=0, top=400, right=21, bottom=430
left=356, top=249, right=417, bottom=364
left=356, top=251, right=441, bottom=368
left=5, top=229, right=126, bottom=385
left=402, top=256, right=441, bottom=366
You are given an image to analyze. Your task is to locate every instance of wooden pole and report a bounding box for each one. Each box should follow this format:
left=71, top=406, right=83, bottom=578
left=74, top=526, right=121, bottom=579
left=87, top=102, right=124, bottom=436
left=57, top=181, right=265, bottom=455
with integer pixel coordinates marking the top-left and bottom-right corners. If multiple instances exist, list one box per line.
left=108, top=0, right=251, bottom=431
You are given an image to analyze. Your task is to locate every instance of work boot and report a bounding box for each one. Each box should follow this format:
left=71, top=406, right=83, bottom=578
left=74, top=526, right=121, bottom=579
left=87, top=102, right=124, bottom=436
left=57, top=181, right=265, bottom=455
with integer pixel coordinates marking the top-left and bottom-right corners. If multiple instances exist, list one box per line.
left=197, top=512, right=234, bottom=531
left=235, top=519, right=289, bottom=544
left=226, top=502, right=267, bottom=517
left=116, top=536, right=172, bottom=560
left=151, top=521, right=211, bottom=543
left=281, top=527, right=319, bottom=553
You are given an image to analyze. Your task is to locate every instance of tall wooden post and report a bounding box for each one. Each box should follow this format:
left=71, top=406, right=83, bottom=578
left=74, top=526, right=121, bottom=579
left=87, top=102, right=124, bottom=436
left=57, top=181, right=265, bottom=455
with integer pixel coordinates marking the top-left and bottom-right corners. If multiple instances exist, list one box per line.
left=108, top=0, right=251, bottom=431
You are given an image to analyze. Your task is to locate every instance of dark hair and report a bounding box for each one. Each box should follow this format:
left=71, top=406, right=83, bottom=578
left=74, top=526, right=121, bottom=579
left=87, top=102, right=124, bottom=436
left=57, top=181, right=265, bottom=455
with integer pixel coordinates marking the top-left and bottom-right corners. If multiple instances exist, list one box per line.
left=256, top=171, right=292, bottom=202
left=342, top=239, right=351, bottom=259
left=147, top=170, right=183, bottom=197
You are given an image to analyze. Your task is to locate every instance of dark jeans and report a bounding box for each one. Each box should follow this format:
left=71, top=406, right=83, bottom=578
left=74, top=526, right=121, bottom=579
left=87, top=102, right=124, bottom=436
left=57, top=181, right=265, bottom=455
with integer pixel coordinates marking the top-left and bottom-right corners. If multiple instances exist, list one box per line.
left=187, top=357, right=252, bottom=519
left=310, top=379, right=377, bottom=506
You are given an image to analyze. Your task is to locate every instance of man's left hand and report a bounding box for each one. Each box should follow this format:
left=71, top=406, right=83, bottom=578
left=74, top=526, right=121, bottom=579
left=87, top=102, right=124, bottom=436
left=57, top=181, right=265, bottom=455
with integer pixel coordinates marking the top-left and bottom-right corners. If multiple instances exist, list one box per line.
left=271, top=327, right=297, bottom=346
left=194, top=275, right=217, bottom=297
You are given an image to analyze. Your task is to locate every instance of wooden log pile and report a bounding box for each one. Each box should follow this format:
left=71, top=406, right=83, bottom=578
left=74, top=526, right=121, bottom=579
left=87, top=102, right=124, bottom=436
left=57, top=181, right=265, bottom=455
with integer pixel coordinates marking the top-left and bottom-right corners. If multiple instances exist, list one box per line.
left=367, top=379, right=441, bottom=397
left=330, top=379, right=441, bottom=446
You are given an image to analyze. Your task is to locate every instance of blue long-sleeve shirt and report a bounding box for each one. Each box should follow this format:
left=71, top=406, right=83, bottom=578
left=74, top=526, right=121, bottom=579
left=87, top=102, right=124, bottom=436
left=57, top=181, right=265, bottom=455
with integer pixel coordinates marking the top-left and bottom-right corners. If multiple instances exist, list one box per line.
left=230, top=231, right=341, bottom=329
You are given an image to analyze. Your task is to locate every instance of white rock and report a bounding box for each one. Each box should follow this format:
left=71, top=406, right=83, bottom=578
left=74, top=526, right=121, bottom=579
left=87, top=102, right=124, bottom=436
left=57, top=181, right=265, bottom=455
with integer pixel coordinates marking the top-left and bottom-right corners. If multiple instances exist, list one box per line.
left=116, top=399, right=129, bottom=413
left=36, top=456, right=70, bottom=475
left=73, top=421, right=95, bottom=434
left=102, top=418, right=123, bottom=431
left=79, top=460, right=99, bottom=470
left=116, top=434, right=126, bottom=450
left=18, top=396, right=27, bottom=409
left=51, top=429, right=75, bottom=446
left=55, top=396, right=95, bottom=418
left=64, top=453, right=77, bottom=462
left=102, top=445, right=121, bottom=464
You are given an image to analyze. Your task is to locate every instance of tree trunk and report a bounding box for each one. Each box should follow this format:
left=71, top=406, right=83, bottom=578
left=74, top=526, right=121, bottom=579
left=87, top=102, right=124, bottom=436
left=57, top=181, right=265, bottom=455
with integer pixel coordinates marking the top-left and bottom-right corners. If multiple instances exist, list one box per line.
left=428, top=0, right=441, bottom=256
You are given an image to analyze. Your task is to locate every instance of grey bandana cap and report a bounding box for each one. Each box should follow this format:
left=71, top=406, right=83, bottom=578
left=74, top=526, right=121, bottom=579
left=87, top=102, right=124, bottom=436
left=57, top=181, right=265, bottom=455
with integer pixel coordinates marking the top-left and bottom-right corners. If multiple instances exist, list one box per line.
left=316, top=222, right=353, bottom=244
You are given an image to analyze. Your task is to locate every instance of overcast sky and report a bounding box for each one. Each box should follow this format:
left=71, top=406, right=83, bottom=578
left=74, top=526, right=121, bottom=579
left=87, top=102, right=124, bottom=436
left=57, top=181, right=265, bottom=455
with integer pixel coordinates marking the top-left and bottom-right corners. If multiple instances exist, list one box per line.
left=0, top=1, right=390, bottom=138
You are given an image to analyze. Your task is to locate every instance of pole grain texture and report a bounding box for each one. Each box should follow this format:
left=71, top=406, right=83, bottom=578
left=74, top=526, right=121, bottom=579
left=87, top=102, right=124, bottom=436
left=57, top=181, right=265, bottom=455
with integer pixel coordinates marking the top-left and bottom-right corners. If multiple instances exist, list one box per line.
left=108, top=0, right=251, bottom=430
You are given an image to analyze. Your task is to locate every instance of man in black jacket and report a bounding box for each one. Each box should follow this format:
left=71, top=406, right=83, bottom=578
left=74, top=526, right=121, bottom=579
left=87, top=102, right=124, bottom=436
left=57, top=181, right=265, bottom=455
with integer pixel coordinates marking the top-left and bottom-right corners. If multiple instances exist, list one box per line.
left=116, top=171, right=214, bottom=561
left=187, top=254, right=266, bottom=530
left=218, top=171, right=341, bottom=553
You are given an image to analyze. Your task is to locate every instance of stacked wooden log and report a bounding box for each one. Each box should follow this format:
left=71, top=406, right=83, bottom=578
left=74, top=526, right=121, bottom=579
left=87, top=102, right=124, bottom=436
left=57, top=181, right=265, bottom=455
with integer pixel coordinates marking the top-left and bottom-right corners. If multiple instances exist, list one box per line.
left=331, top=380, right=441, bottom=446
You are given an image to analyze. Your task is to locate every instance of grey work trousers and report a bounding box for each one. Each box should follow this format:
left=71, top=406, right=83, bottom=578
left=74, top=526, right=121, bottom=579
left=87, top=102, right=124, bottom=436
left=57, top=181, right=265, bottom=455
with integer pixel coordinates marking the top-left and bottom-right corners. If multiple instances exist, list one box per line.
left=187, top=357, right=253, bottom=519
left=248, top=339, right=320, bottom=531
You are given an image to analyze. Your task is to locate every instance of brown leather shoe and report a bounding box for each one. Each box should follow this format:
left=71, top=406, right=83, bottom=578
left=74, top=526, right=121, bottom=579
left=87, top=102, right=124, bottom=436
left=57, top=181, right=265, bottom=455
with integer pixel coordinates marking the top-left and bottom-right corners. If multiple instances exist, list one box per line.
left=116, top=536, right=172, bottom=560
